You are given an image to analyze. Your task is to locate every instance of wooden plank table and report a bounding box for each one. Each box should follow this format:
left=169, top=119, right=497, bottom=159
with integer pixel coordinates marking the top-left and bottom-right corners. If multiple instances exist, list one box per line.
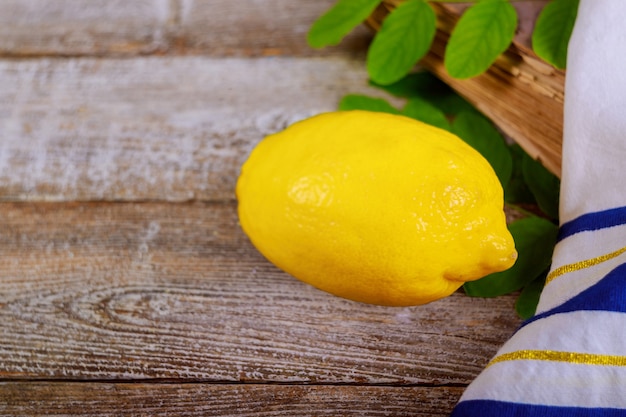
left=0, top=1, right=523, bottom=415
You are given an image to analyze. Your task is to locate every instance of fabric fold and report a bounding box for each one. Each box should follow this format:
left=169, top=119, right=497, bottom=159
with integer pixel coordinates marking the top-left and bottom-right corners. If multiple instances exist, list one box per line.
left=451, top=0, right=626, bottom=415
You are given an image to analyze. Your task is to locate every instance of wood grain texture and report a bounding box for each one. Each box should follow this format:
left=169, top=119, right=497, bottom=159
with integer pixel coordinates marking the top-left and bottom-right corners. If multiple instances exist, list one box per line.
left=0, top=0, right=371, bottom=57
left=0, top=1, right=532, bottom=414
left=0, top=202, right=521, bottom=383
left=0, top=56, right=396, bottom=202
left=0, top=382, right=463, bottom=416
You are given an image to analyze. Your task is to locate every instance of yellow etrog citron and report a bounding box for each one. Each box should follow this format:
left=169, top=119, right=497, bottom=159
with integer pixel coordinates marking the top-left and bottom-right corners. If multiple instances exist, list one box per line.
left=236, top=110, right=517, bottom=306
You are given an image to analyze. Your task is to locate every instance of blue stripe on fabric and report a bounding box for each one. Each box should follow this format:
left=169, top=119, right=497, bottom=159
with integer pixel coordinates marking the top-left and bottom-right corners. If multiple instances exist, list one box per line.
left=558, top=206, right=626, bottom=242
left=523, top=262, right=626, bottom=328
left=451, top=400, right=626, bottom=416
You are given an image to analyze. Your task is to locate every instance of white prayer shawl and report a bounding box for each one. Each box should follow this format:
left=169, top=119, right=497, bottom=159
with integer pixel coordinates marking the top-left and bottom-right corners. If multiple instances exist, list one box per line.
left=451, top=0, right=626, bottom=415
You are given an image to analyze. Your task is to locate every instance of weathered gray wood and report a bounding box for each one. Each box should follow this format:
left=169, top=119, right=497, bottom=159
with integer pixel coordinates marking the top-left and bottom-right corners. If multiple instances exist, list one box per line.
left=177, top=0, right=372, bottom=57
left=0, top=382, right=463, bottom=416
left=0, top=0, right=171, bottom=56
left=0, top=0, right=371, bottom=57
left=0, top=56, right=396, bottom=202
left=0, top=202, right=521, bottom=383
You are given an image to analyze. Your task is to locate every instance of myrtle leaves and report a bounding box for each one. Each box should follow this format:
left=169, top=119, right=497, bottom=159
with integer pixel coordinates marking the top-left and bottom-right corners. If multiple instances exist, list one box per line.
left=308, top=0, right=580, bottom=82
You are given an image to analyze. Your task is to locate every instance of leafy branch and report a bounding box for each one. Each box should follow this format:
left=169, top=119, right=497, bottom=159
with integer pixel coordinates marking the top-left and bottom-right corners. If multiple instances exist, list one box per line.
left=308, top=0, right=579, bottom=83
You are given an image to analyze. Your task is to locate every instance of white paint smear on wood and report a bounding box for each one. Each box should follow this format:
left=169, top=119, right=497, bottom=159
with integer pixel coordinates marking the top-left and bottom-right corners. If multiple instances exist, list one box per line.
left=0, top=56, right=396, bottom=202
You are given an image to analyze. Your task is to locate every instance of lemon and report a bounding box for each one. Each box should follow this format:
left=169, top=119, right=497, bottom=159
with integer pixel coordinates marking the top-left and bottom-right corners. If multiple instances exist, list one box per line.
left=236, top=111, right=516, bottom=306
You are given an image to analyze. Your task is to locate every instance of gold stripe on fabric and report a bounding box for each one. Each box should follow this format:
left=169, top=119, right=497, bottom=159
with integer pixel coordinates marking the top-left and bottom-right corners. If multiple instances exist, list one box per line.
left=487, top=350, right=626, bottom=368
left=545, top=245, right=626, bottom=285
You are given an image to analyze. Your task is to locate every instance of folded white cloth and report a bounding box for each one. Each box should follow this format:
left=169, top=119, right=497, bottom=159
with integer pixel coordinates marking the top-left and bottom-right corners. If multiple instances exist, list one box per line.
left=451, top=0, right=626, bottom=415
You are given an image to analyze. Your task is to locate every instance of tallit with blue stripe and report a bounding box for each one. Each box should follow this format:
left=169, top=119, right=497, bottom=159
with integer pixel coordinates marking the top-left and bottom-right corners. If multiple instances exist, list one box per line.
left=452, top=1, right=626, bottom=415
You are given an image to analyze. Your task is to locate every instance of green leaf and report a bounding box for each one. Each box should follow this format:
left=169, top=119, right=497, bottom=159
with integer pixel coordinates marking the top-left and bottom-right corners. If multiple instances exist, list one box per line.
left=532, top=0, right=580, bottom=69
left=463, top=216, right=558, bottom=298
left=515, top=271, right=547, bottom=319
left=370, top=71, right=450, bottom=98
left=444, top=0, right=518, bottom=79
left=367, top=0, right=437, bottom=85
left=371, top=71, right=474, bottom=115
left=522, top=153, right=560, bottom=220
left=504, top=144, right=537, bottom=205
left=427, top=91, right=475, bottom=116
left=402, top=97, right=451, bottom=130
left=338, top=94, right=401, bottom=114
left=451, top=110, right=513, bottom=187
left=307, top=0, right=381, bottom=48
